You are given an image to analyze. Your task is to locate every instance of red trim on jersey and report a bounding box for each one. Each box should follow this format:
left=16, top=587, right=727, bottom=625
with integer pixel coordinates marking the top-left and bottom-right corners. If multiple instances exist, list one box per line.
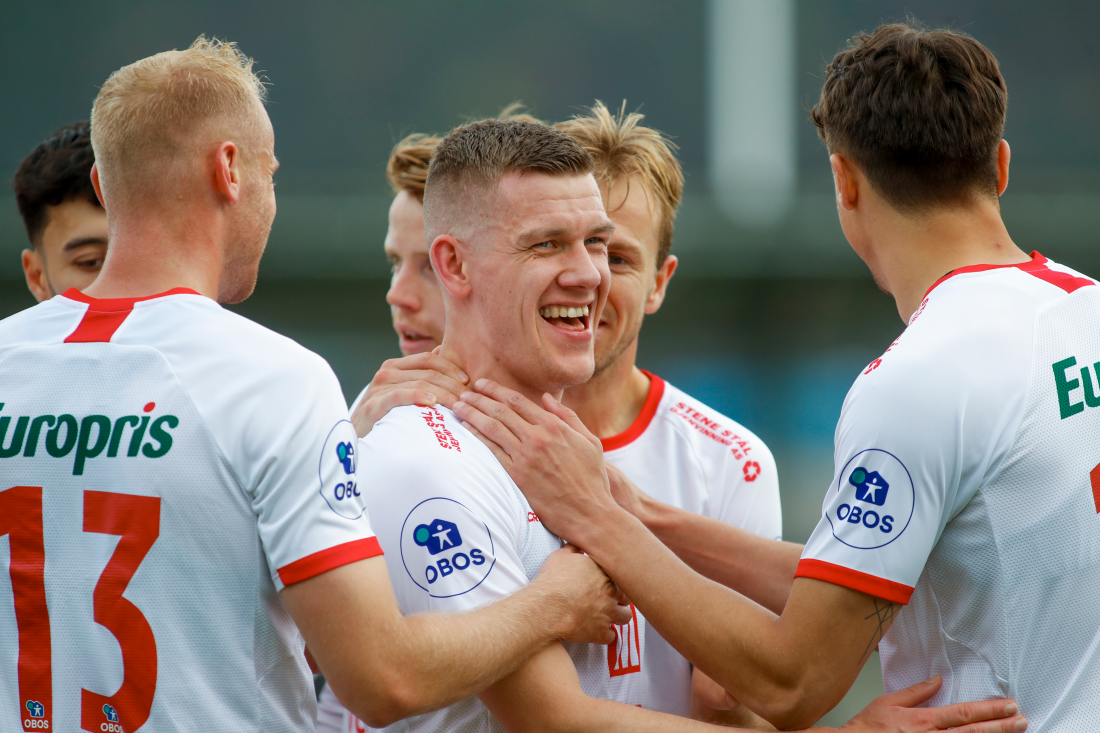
left=277, top=536, right=384, bottom=586
left=794, top=558, right=913, bottom=605
left=601, top=370, right=665, bottom=451
left=62, top=287, right=201, bottom=343
left=924, top=251, right=1094, bottom=299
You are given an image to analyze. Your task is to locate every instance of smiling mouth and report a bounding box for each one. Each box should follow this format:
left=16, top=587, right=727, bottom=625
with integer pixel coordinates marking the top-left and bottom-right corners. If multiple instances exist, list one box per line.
left=539, top=305, right=591, bottom=332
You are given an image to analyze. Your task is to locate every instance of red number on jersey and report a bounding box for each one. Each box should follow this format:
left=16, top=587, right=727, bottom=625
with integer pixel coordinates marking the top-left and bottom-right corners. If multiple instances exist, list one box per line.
left=0, top=487, right=160, bottom=733
left=608, top=603, right=642, bottom=677
left=81, top=491, right=161, bottom=733
left=0, top=486, right=53, bottom=731
left=1091, top=462, right=1100, bottom=514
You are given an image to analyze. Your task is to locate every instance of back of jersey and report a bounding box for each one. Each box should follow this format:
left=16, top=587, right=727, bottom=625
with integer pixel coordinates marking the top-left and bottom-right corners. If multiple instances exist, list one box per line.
left=0, top=290, right=379, bottom=733
left=982, top=283, right=1100, bottom=728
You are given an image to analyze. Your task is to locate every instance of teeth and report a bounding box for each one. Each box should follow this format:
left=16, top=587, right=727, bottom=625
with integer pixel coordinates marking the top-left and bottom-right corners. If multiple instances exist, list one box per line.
left=539, top=305, right=592, bottom=319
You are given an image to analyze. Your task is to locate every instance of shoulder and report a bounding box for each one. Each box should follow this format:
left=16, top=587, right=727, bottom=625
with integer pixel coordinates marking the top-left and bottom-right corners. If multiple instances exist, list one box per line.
left=656, top=380, right=775, bottom=469
left=0, top=297, right=85, bottom=352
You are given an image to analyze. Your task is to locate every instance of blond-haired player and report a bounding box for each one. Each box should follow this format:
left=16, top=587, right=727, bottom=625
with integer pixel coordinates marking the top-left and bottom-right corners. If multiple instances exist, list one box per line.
left=0, top=38, right=630, bottom=732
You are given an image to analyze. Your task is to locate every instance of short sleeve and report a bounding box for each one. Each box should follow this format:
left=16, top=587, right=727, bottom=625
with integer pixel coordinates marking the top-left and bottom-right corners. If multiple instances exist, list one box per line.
left=795, top=361, right=961, bottom=605
left=250, top=357, right=382, bottom=591
left=710, top=437, right=783, bottom=542
left=359, top=407, right=531, bottom=614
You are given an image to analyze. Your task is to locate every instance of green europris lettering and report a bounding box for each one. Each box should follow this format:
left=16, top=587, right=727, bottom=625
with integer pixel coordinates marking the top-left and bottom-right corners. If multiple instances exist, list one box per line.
left=1053, top=357, right=1085, bottom=419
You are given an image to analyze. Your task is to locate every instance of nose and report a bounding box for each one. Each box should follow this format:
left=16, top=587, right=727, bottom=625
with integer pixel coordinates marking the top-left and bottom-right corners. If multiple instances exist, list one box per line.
left=387, top=263, right=421, bottom=312
left=557, top=240, right=606, bottom=293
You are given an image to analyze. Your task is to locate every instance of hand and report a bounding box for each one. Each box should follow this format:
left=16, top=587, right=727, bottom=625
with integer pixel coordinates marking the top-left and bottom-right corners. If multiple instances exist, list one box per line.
left=452, top=379, right=616, bottom=543
left=838, top=676, right=1026, bottom=733
left=530, top=544, right=632, bottom=645
left=351, top=351, right=469, bottom=437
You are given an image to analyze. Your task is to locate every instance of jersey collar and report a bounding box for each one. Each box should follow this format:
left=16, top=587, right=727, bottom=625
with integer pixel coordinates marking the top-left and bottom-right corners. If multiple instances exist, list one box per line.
left=601, top=370, right=665, bottom=452
left=62, top=287, right=202, bottom=312
left=923, top=251, right=1047, bottom=299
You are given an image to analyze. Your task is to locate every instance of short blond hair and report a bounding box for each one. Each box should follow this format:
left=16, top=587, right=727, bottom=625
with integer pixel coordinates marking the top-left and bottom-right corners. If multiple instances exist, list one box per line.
left=555, top=101, right=683, bottom=267
left=91, top=36, right=266, bottom=198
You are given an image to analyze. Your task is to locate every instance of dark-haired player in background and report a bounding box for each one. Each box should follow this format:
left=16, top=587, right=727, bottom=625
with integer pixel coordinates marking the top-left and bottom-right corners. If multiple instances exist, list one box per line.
left=13, top=121, right=107, bottom=301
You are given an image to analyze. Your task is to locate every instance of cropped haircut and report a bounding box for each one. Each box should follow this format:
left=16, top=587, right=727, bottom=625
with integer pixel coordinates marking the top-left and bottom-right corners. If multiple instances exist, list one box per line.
left=90, top=36, right=267, bottom=198
left=13, top=121, right=100, bottom=246
left=423, top=119, right=594, bottom=237
left=556, top=102, right=683, bottom=268
left=812, top=22, right=1007, bottom=211
left=386, top=105, right=541, bottom=201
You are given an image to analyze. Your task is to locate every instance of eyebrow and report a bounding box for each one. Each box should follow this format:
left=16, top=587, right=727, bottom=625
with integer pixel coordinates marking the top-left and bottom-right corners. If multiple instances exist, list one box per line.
left=63, top=237, right=107, bottom=252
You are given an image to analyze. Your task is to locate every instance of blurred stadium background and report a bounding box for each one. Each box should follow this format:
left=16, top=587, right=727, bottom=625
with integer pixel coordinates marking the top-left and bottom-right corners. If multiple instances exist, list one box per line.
left=3, top=1, right=1097, bottom=724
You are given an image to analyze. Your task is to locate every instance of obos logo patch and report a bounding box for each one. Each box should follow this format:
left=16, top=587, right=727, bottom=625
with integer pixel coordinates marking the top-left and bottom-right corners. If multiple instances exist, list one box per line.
left=827, top=449, right=914, bottom=549
left=401, top=497, right=494, bottom=597
left=319, top=420, right=366, bottom=519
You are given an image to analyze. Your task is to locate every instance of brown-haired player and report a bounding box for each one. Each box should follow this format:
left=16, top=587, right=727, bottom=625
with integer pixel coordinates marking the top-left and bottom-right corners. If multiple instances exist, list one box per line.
left=13, top=121, right=108, bottom=301
left=456, top=22, right=1091, bottom=731
left=0, top=38, right=632, bottom=731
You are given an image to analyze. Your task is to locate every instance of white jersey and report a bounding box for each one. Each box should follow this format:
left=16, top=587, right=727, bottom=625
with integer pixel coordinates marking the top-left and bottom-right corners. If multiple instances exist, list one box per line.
left=796, top=254, right=1100, bottom=730
left=0, top=289, right=381, bottom=733
left=341, top=403, right=650, bottom=733
left=319, top=374, right=782, bottom=730
left=601, top=372, right=781, bottom=715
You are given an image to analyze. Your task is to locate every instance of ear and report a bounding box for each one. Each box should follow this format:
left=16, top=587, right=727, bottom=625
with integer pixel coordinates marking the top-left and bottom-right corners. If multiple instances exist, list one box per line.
left=213, top=142, right=242, bottom=204
left=830, top=153, right=859, bottom=212
left=22, top=249, right=53, bottom=302
left=644, top=254, right=678, bottom=315
left=430, top=234, right=472, bottom=299
left=90, top=164, right=106, bottom=208
left=996, top=139, right=1011, bottom=196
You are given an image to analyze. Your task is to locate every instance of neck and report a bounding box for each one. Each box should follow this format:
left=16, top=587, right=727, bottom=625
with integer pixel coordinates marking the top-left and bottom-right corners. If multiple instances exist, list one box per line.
left=869, top=198, right=1029, bottom=322
left=439, top=334, right=564, bottom=407
left=82, top=206, right=224, bottom=300
left=562, top=339, right=650, bottom=440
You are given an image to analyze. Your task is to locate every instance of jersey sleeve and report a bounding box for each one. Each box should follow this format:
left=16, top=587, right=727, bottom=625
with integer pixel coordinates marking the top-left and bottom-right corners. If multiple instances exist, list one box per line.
left=248, top=354, right=382, bottom=591
left=709, top=435, right=783, bottom=541
left=359, top=408, right=531, bottom=614
left=795, top=343, right=970, bottom=604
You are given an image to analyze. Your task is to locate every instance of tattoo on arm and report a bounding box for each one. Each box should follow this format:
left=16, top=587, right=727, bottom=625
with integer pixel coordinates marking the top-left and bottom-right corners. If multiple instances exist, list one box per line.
left=860, top=598, right=898, bottom=662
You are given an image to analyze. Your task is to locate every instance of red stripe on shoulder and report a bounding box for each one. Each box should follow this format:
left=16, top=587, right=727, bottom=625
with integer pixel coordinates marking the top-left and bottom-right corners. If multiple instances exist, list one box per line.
left=601, top=370, right=665, bottom=451
left=794, top=558, right=913, bottom=605
left=62, top=287, right=201, bottom=344
left=924, top=251, right=1094, bottom=298
left=277, top=536, right=384, bottom=586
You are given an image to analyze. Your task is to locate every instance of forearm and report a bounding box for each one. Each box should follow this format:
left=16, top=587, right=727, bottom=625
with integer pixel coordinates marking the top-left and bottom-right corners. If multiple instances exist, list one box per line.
left=574, top=508, right=855, bottom=729
left=638, top=496, right=801, bottom=615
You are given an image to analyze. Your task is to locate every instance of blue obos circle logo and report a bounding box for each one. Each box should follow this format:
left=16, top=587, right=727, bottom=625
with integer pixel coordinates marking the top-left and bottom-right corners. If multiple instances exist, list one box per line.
left=401, top=497, right=495, bottom=598
left=827, top=448, right=914, bottom=550
left=319, top=420, right=366, bottom=520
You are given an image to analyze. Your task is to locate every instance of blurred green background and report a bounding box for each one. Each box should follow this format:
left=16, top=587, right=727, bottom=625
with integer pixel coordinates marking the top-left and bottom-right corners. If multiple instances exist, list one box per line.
left=3, top=0, right=1098, bottom=724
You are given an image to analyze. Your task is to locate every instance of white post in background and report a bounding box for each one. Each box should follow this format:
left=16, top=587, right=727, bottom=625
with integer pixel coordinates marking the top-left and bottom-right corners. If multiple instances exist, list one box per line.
left=708, top=0, right=796, bottom=229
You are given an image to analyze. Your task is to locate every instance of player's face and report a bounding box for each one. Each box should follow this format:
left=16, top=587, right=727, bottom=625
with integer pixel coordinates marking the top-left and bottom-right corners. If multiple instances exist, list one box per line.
left=468, top=171, right=612, bottom=392
left=22, top=198, right=108, bottom=302
left=386, top=191, right=444, bottom=355
left=219, top=102, right=278, bottom=304
left=594, top=176, right=676, bottom=376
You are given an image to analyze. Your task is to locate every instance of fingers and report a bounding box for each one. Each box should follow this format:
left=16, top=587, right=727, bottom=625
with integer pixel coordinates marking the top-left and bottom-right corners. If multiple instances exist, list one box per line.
left=461, top=422, right=514, bottom=468
left=951, top=715, right=1027, bottom=732
left=541, top=393, right=602, bottom=446
left=378, top=352, right=469, bottom=387
left=880, top=675, right=942, bottom=708
left=929, top=699, right=1023, bottom=731
left=452, top=395, right=524, bottom=456
left=611, top=603, right=633, bottom=626
left=470, top=379, right=548, bottom=425
left=352, top=389, right=440, bottom=437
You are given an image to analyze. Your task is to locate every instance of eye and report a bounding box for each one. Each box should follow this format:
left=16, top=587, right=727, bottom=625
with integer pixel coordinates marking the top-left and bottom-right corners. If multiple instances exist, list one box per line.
left=609, top=254, right=628, bottom=267
left=533, top=241, right=553, bottom=249
left=388, top=256, right=402, bottom=274
left=585, top=237, right=605, bottom=246
left=75, top=258, right=104, bottom=270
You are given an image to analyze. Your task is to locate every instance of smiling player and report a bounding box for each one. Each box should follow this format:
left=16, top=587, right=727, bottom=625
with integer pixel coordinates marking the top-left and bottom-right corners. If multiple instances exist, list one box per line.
left=13, top=122, right=108, bottom=301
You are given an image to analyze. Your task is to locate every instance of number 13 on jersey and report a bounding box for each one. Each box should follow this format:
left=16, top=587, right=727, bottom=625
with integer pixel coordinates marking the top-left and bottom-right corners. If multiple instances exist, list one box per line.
left=2, top=486, right=160, bottom=733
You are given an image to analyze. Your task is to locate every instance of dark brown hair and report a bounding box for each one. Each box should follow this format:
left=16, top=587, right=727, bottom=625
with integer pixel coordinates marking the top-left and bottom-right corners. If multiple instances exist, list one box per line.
left=423, top=118, right=594, bottom=232
left=13, top=121, right=100, bottom=246
left=812, top=22, right=1007, bottom=211
left=556, top=101, right=683, bottom=268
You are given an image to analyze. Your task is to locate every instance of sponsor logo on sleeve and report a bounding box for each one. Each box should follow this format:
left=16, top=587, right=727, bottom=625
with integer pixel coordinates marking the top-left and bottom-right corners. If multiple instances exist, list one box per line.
left=319, top=420, right=366, bottom=520
left=826, top=449, right=914, bottom=549
left=401, top=497, right=494, bottom=598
